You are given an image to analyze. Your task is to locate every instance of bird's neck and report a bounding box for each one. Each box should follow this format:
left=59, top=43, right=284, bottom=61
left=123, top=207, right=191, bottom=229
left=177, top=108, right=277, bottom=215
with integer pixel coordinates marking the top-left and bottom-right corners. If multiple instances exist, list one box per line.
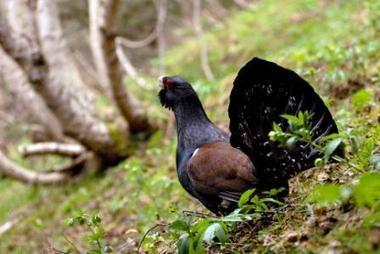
left=173, top=96, right=228, bottom=167
left=174, top=96, right=211, bottom=133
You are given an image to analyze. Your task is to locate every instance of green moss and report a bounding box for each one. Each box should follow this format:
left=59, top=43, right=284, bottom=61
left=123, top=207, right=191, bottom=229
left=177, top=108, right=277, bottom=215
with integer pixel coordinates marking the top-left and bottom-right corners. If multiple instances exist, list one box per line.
left=105, top=121, right=129, bottom=154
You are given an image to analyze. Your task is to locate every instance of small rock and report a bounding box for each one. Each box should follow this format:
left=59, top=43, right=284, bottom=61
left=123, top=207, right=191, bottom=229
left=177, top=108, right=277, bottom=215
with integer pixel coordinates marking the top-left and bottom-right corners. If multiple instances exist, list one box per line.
left=329, top=239, right=341, bottom=248
left=318, top=172, right=330, bottom=182
left=286, top=231, right=298, bottom=242
left=368, top=228, right=380, bottom=248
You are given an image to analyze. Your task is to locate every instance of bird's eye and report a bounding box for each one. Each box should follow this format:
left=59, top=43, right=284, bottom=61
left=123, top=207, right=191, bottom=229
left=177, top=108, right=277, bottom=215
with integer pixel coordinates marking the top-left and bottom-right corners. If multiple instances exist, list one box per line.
left=163, top=77, right=174, bottom=88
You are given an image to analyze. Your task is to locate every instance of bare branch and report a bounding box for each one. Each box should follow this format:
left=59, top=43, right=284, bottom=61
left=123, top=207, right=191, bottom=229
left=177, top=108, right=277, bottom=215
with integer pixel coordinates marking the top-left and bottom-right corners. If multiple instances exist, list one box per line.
left=193, top=0, right=215, bottom=81
left=73, top=51, right=108, bottom=95
left=47, top=153, right=89, bottom=173
left=205, top=0, right=227, bottom=18
left=0, top=217, right=18, bottom=235
left=233, top=0, right=251, bottom=8
left=0, top=150, right=83, bottom=184
left=116, top=0, right=165, bottom=49
left=115, top=38, right=152, bottom=90
left=89, top=0, right=153, bottom=133
left=18, top=142, right=85, bottom=158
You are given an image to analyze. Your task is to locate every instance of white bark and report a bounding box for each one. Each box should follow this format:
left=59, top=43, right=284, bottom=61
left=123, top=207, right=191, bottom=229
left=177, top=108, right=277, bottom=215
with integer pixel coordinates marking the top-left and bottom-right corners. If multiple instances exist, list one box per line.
left=0, top=45, right=65, bottom=141
left=0, top=150, right=77, bottom=184
left=35, top=0, right=129, bottom=160
left=0, top=0, right=130, bottom=162
left=89, top=0, right=152, bottom=132
left=18, top=142, right=85, bottom=158
left=115, top=39, right=151, bottom=90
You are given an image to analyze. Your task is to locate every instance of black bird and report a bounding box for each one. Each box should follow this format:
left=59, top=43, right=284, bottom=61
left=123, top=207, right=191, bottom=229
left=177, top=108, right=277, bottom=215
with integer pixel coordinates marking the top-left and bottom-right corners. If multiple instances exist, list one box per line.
left=158, top=57, right=340, bottom=215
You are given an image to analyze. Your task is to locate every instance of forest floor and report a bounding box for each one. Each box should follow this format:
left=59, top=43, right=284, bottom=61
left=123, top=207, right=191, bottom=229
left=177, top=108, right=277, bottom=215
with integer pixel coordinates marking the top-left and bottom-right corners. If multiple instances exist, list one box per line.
left=0, top=0, right=380, bottom=253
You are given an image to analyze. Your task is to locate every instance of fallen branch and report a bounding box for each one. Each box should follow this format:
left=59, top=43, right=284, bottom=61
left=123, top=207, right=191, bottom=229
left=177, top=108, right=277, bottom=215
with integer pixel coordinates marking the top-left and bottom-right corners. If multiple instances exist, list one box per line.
left=18, top=142, right=85, bottom=158
left=0, top=217, right=17, bottom=235
left=0, top=150, right=85, bottom=184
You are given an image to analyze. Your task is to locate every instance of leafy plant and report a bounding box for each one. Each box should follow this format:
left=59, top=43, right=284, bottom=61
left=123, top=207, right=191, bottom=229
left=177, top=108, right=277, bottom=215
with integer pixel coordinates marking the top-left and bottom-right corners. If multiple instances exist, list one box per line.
left=165, top=188, right=285, bottom=253
left=169, top=215, right=228, bottom=254
left=65, top=211, right=110, bottom=253
left=238, top=188, right=284, bottom=213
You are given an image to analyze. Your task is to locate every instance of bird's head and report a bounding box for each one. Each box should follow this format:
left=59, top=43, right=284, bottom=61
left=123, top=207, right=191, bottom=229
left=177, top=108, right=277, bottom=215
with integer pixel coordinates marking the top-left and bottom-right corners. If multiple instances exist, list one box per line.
left=158, top=76, right=197, bottom=110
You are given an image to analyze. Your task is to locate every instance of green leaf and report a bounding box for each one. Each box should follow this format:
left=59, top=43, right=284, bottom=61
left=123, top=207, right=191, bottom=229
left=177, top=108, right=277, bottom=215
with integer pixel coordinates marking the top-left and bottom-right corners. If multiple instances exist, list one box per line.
left=353, top=172, right=380, bottom=207
left=363, top=211, right=380, bottom=228
left=260, top=197, right=284, bottom=206
left=202, top=223, right=227, bottom=244
left=238, top=189, right=255, bottom=208
left=357, top=138, right=375, bottom=169
left=263, top=187, right=286, bottom=196
left=351, top=89, right=374, bottom=111
left=314, top=158, right=325, bottom=167
left=170, top=219, right=190, bottom=232
left=281, top=114, right=299, bottom=124
left=178, top=233, right=190, bottom=254
left=307, top=184, right=344, bottom=207
left=324, top=138, right=342, bottom=162
left=219, top=211, right=254, bottom=222
left=286, top=136, right=298, bottom=149
left=91, top=214, right=102, bottom=226
left=273, top=122, right=282, bottom=132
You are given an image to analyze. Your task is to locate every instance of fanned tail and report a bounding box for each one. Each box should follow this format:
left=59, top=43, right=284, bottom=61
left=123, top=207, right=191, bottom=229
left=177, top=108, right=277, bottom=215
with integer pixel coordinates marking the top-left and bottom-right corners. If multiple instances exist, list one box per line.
left=228, top=57, right=341, bottom=190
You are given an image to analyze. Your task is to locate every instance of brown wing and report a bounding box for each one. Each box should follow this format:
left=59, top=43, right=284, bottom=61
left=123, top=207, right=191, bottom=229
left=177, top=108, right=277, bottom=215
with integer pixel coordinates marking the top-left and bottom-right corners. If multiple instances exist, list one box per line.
left=187, top=142, right=258, bottom=201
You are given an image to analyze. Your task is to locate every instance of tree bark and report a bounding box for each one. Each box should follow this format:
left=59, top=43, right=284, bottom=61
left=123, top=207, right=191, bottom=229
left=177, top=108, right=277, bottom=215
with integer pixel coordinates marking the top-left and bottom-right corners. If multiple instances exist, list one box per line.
left=0, top=0, right=130, bottom=163
left=0, top=0, right=159, bottom=183
left=36, top=0, right=130, bottom=160
left=0, top=45, right=65, bottom=141
left=89, top=0, right=152, bottom=133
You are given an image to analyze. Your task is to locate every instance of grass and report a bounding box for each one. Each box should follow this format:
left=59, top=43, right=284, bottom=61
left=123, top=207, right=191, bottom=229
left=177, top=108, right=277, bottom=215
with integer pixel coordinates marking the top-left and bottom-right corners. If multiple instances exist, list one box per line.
left=0, top=0, right=379, bottom=253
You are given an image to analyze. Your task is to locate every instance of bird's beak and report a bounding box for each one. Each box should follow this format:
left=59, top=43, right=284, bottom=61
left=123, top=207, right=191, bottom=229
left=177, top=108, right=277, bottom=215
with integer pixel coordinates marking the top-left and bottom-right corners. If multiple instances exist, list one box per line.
left=158, top=76, right=165, bottom=88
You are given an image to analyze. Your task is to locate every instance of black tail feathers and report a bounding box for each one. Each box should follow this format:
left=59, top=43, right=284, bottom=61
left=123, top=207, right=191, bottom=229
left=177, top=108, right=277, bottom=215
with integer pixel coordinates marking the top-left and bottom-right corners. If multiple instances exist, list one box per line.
left=228, top=57, right=340, bottom=189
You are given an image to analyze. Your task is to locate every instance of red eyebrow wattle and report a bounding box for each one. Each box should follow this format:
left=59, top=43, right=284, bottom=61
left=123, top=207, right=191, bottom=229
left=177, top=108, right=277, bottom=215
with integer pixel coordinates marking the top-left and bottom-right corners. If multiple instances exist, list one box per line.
left=163, top=77, right=173, bottom=86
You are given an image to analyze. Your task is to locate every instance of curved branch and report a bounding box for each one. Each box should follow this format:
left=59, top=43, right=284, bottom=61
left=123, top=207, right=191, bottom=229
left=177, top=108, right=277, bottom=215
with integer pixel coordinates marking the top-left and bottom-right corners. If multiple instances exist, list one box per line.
left=115, top=38, right=152, bottom=90
left=18, top=142, right=85, bottom=158
left=0, top=150, right=83, bottom=184
left=116, top=0, right=165, bottom=49
left=89, top=0, right=153, bottom=133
